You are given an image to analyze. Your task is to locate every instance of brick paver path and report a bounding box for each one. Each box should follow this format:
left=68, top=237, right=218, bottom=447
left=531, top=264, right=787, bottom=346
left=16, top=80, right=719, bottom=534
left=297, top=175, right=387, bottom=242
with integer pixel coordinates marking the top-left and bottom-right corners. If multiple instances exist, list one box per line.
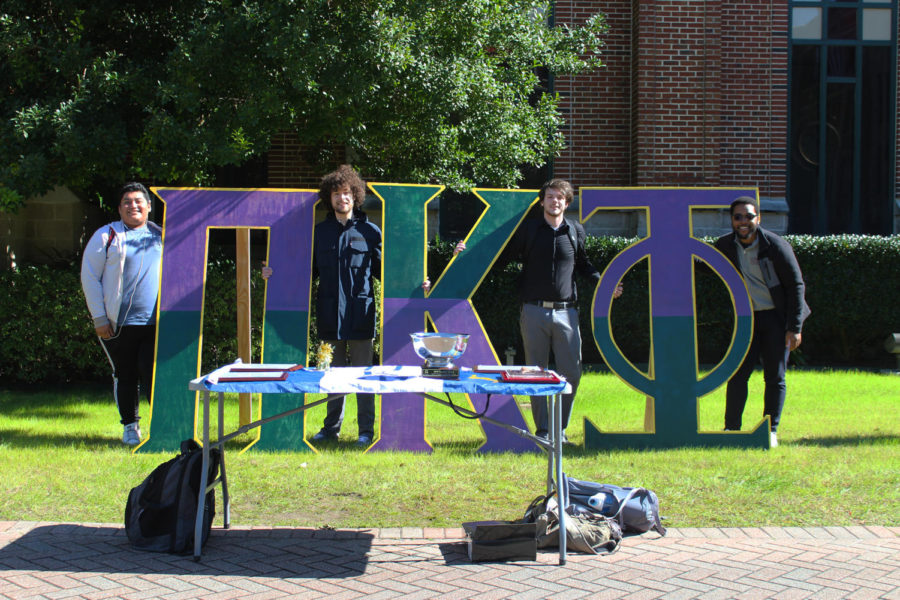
left=1, top=522, right=897, bottom=599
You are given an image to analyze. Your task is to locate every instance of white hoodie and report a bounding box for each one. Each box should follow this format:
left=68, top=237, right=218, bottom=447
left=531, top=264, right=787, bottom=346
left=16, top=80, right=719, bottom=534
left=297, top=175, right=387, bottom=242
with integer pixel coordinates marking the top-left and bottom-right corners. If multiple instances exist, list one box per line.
left=80, top=220, right=163, bottom=330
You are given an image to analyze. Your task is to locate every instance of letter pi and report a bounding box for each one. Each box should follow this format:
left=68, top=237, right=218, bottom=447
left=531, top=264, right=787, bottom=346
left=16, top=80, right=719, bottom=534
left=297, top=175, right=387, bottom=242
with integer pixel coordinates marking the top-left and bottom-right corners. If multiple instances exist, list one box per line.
left=582, top=188, right=771, bottom=450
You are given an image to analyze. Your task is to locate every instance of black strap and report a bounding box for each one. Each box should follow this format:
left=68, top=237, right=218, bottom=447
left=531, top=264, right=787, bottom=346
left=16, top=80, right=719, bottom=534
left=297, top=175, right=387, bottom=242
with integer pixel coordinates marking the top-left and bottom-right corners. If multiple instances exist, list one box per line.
left=105, top=226, right=116, bottom=255
left=520, top=491, right=556, bottom=523
left=564, top=219, right=577, bottom=253
left=444, top=392, right=491, bottom=420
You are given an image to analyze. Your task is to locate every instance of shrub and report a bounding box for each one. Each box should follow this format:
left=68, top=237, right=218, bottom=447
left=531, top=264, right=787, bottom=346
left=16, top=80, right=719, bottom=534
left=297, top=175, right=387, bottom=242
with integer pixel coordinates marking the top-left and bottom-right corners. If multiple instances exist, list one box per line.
left=1, top=235, right=897, bottom=383
left=0, top=263, right=107, bottom=383
left=791, top=234, right=900, bottom=365
left=199, top=253, right=268, bottom=374
left=468, top=234, right=900, bottom=369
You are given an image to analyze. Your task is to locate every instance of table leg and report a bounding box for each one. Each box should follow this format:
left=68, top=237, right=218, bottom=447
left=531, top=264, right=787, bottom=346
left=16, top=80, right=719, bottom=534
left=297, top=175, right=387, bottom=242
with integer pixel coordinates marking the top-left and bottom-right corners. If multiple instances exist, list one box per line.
left=553, top=392, right=566, bottom=565
left=545, top=417, right=554, bottom=497
left=218, top=390, right=230, bottom=528
left=194, top=390, right=211, bottom=561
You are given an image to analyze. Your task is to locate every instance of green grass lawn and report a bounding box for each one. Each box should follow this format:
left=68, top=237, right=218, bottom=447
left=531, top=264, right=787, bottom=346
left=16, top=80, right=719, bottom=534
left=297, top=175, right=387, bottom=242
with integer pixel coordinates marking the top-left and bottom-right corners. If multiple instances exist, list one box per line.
left=1, top=369, right=897, bottom=530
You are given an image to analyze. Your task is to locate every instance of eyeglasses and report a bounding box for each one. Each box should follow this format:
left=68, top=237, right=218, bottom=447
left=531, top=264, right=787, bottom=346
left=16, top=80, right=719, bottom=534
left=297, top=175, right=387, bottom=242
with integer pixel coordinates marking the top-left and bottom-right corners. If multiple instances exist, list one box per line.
left=732, top=213, right=757, bottom=222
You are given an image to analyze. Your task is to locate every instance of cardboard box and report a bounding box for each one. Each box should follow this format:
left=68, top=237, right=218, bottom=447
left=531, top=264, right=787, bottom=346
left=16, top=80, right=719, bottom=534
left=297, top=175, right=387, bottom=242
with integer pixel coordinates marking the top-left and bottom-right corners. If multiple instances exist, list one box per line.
left=462, top=520, right=537, bottom=562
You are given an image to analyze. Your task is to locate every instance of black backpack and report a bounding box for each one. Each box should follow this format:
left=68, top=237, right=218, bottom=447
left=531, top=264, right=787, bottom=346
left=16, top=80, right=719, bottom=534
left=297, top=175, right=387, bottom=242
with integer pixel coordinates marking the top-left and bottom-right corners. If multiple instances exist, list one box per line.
left=125, top=439, right=221, bottom=553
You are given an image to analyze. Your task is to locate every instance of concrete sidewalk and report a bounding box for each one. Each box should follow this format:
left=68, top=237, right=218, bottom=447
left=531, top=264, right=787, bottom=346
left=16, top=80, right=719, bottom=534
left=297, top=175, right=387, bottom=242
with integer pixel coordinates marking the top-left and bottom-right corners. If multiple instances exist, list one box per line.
left=1, top=521, right=897, bottom=599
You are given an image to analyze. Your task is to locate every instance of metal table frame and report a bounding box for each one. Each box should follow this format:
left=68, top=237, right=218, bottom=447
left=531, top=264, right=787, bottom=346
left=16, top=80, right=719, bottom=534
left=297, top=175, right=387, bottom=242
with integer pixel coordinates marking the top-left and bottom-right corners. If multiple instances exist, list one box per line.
left=187, top=366, right=570, bottom=564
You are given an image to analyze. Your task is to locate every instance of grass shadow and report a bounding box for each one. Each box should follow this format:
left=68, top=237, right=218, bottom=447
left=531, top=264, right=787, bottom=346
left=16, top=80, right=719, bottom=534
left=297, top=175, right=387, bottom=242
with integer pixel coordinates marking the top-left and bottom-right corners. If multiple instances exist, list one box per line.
left=0, top=383, right=116, bottom=414
left=0, top=381, right=109, bottom=398
left=788, top=434, right=898, bottom=447
left=0, top=429, right=132, bottom=450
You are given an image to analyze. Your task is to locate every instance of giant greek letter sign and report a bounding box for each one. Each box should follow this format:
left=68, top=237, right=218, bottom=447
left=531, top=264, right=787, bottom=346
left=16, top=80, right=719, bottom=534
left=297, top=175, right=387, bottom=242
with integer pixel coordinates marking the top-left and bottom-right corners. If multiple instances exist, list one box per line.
left=371, top=184, right=540, bottom=453
left=139, top=185, right=770, bottom=453
left=144, top=188, right=316, bottom=452
left=582, top=188, right=768, bottom=450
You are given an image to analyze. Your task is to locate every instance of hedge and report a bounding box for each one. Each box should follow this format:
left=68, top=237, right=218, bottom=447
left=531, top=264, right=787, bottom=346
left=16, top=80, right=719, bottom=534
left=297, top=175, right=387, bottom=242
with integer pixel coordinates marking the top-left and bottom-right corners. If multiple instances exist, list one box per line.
left=467, top=234, right=900, bottom=370
left=1, top=235, right=897, bottom=383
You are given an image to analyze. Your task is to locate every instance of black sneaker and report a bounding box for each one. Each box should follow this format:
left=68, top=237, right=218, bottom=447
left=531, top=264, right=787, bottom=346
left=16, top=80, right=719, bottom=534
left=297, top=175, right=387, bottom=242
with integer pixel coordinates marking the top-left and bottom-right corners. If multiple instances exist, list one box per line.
left=311, top=430, right=338, bottom=442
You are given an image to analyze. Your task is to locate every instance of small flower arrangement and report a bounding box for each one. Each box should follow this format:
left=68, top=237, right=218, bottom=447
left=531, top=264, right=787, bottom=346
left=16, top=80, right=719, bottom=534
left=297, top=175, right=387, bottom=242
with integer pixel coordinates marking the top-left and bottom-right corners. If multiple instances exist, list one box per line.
left=316, top=342, right=334, bottom=370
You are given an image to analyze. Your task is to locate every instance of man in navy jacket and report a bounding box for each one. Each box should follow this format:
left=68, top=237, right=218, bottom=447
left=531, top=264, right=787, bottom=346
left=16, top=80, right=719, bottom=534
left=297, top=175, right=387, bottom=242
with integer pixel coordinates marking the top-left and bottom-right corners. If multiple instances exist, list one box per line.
left=310, top=165, right=381, bottom=446
left=714, top=197, right=810, bottom=447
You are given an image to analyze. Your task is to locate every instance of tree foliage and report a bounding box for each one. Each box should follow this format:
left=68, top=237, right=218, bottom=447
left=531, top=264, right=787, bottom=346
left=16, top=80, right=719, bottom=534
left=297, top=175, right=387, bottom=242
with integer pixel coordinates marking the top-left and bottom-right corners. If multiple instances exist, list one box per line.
left=1, top=0, right=606, bottom=210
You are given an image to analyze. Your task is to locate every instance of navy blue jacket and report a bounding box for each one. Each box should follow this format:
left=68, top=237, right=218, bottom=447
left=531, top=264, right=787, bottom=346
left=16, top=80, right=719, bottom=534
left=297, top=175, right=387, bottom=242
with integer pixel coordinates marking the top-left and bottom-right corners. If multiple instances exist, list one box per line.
left=714, top=226, right=811, bottom=333
left=313, top=211, right=382, bottom=340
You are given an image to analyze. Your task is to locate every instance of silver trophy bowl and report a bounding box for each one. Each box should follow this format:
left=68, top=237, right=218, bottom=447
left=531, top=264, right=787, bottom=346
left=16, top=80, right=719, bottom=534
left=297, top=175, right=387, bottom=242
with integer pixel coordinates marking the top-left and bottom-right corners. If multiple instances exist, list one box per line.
left=410, top=332, right=470, bottom=369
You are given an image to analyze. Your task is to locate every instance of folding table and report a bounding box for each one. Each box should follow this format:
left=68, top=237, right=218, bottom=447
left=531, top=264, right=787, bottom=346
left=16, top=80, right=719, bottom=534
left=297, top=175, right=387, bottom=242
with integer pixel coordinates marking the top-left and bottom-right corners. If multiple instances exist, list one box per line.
left=188, top=364, right=572, bottom=564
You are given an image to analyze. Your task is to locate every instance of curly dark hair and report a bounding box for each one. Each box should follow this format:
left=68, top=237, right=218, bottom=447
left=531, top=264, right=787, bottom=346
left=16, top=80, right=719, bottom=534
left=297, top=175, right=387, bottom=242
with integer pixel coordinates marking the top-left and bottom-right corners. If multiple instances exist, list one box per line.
left=319, top=165, right=367, bottom=212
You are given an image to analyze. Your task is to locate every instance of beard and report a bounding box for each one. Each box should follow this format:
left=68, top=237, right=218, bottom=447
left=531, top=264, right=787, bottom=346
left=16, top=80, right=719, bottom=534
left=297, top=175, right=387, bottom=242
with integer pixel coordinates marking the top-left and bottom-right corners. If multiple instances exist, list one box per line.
left=734, top=224, right=757, bottom=242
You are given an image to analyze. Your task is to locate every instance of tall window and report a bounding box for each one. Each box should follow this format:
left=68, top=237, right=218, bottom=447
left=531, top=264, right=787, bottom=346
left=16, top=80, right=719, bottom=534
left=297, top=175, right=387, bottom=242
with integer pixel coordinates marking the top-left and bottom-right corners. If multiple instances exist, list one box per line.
left=789, top=0, right=897, bottom=234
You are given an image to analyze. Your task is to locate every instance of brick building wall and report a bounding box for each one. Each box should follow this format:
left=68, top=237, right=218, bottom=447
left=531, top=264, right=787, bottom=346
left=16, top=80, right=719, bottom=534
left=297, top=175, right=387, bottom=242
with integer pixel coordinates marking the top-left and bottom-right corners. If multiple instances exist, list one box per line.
left=633, top=0, right=723, bottom=186
left=554, top=1, right=732, bottom=187
left=720, top=2, right=789, bottom=201
left=548, top=0, right=795, bottom=235
left=262, top=0, right=895, bottom=236
left=0, top=187, right=99, bottom=269
left=552, top=1, right=633, bottom=186
left=267, top=132, right=344, bottom=189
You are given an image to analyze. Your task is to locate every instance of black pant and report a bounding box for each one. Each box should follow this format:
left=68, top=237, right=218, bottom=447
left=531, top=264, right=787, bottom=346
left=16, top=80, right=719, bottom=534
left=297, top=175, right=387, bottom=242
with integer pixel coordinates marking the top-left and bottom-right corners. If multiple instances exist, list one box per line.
left=99, top=324, right=155, bottom=426
left=725, top=310, right=790, bottom=433
left=320, top=339, right=376, bottom=437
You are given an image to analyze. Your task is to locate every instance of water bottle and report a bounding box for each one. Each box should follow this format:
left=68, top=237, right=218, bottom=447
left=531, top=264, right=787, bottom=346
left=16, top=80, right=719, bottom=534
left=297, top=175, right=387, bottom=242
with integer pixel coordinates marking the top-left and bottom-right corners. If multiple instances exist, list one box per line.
left=587, top=492, right=616, bottom=516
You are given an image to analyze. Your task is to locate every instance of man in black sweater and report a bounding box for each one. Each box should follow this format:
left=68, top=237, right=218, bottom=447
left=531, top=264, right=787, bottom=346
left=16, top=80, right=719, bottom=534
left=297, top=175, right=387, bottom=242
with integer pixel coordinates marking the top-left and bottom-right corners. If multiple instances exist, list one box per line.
left=497, top=179, right=620, bottom=443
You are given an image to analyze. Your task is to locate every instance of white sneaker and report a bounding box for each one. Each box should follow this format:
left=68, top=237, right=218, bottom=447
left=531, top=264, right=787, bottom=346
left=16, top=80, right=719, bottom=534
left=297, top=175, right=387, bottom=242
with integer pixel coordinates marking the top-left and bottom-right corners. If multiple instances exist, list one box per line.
left=769, top=432, right=778, bottom=448
left=123, top=423, right=142, bottom=446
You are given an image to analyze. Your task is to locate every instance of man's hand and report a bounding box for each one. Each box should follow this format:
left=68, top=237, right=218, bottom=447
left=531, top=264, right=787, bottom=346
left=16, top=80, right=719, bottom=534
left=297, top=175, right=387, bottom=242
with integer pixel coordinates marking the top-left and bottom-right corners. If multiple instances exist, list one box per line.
left=95, top=324, right=114, bottom=339
left=614, top=283, right=623, bottom=299
left=261, top=263, right=273, bottom=279
left=423, top=242, right=466, bottom=293
left=786, top=331, right=802, bottom=351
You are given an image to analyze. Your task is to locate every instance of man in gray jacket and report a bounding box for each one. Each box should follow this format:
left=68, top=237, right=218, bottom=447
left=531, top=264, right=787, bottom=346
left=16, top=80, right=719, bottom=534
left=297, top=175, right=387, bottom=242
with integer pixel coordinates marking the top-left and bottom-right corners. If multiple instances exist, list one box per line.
left=714, top=196, right=810, bottom=447
left=81, top=182, right=162, bottom=446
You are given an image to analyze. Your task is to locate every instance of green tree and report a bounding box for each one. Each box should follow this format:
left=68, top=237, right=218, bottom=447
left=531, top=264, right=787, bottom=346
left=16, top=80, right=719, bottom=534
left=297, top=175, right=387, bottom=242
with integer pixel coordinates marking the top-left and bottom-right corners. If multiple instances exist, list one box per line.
left=1, top=0, right=606, bottom=210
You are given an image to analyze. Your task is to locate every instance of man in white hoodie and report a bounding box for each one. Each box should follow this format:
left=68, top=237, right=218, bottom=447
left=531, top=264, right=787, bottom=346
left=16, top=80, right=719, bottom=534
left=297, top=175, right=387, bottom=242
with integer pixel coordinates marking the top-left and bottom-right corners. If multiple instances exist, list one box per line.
left=81, top=182, right=162, bottom=446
